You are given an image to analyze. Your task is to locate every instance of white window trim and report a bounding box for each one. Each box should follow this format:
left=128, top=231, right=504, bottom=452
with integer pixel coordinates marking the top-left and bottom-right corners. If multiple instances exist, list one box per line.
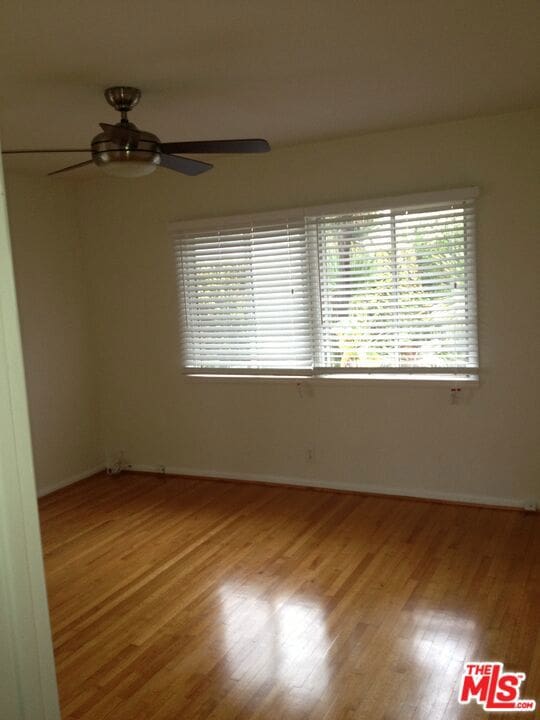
left=185, top=373, right=479, bottom=388
left=172, top=187, right=480, bottom=383
left=170, top=187, right=479, bottom=235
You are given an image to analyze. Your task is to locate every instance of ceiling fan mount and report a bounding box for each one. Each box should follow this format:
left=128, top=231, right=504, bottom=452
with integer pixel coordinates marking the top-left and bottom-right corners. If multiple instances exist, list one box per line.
left=2, top=86, right=270, bottom=178
left=104, top=86, right=141, bottom=114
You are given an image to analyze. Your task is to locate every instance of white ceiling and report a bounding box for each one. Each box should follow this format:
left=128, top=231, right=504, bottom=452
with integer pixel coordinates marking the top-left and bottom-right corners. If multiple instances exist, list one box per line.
left=1, top=0, right=539, bottom=175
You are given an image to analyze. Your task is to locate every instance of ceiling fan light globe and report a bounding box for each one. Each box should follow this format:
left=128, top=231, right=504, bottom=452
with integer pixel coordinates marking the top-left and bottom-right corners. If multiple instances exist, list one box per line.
left=98, top=157, right=159, bottom=178
left=93, top=148, right=160, bottom=178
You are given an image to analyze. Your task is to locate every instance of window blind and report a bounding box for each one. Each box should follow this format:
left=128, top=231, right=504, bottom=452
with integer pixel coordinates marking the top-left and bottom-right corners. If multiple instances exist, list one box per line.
left=173, top=213, right=313, bottom=372
left=172, top=189, right=478, bottom=380
left=310, top=199, right=477, bottom=374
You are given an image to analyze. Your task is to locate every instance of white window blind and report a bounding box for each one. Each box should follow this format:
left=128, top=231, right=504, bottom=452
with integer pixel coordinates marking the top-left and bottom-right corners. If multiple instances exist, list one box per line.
left=174, top=212, right=313, bottom=372
left=172, top=189, right=478, bottom=380
left=311, top=199, right=477, bottom=374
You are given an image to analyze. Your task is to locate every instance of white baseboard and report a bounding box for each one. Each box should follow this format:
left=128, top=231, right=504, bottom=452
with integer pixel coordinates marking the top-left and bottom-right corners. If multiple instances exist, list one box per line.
left=130, top=464, right=524, bottom=510
left=36, top=461, right=527, bottom=510
left=37, top=464, right=106, bottom=497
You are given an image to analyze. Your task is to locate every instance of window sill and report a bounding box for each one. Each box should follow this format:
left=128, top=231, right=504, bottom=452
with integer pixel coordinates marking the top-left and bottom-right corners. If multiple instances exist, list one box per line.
left=184, top=372, right=479, bottom=387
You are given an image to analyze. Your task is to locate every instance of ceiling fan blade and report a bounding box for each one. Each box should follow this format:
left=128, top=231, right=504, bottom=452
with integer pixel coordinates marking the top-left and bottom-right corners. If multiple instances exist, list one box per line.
left=159, top=153, right=213, bottom=176
left=48, top=160, right=94, bottom=176
left=100, top=123, right=140, bottom=145
left=160, top=138, right=270, bottom=154
left=2, top=148, right=89, bottom=154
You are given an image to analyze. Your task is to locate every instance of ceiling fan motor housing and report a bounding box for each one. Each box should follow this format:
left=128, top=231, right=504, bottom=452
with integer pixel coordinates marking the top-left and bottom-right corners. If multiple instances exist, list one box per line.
left=91, top=126, right=161, bottom=176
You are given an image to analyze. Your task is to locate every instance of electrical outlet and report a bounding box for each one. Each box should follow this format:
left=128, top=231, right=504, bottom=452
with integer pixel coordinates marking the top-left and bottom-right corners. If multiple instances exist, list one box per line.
left=523, top=501, right=537, bottom=513
left=306, top=448, right=315, bottom=462
left=107, top=451, right=129, bottom=475
left=158, top=465, right=166, bottom=474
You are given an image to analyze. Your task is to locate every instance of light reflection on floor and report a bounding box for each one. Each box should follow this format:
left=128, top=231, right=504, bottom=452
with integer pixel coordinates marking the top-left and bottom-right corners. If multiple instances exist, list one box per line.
left=410, top=610, right=478, bottom=668
left=219, top=583, right=331, bottom=695
left=405, top=611, right=479, bottom=718
left=219, top=583, right=483, bottom=717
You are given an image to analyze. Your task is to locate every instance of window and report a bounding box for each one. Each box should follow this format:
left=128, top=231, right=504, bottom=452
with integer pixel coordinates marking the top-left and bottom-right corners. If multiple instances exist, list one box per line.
left=172, top=188, right=478, bottom=381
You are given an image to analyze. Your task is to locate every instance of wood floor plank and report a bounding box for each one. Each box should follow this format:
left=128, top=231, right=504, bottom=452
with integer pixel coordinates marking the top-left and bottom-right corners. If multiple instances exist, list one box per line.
left=39, top=473, right=540, bottom=719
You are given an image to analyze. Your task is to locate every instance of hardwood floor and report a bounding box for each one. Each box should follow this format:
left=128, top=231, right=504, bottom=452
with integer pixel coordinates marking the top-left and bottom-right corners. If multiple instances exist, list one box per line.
left=39, top=472, right=540, bottom=720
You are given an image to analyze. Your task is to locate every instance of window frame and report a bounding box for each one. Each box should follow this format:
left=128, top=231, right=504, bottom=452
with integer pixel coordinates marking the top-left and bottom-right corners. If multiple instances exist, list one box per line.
left=171, top=187, right=479, bottom=384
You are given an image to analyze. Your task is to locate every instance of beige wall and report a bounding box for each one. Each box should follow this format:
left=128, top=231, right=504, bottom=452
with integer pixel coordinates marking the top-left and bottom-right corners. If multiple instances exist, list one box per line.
left=73, top=109, right=539, bottom=507
left=5, top=174, right=101, bottom=494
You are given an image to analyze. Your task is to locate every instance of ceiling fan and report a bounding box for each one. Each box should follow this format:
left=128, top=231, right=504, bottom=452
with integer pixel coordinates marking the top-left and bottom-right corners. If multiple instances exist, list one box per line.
left=2, top=86, right=271, bottom=178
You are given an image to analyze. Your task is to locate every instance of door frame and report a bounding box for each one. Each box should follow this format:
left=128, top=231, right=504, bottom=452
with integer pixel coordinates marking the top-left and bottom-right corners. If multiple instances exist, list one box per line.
left=0, top=143, right=61, bottom=720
